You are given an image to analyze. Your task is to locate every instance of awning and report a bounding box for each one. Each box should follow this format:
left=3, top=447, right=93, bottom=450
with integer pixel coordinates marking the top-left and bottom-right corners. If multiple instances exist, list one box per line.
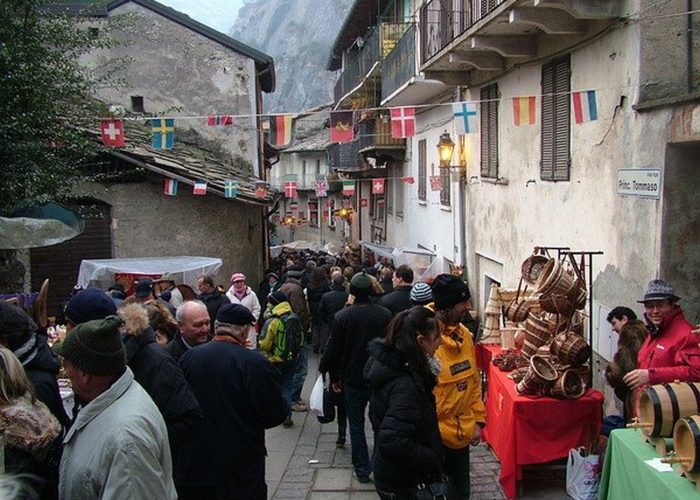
left=0, top=203, right=84, bottom=249
left=77, top=256, right=223, bottom=290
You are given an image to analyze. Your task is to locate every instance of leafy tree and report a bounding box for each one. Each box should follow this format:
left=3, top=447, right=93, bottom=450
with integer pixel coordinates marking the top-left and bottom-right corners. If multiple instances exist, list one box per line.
left=0, top=0, right=124, bottom=215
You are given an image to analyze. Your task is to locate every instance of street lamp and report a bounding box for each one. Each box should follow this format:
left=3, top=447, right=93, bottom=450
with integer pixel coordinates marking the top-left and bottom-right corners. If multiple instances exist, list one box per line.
left=436, top=131, right=469, bottom=284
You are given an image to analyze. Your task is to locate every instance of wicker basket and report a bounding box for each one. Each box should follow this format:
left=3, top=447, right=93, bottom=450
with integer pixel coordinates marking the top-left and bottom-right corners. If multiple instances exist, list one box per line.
left=521, top=248, right=549, bottom=284
left=550, top=370, right=586, bottom=399
left=516, top=355, right=558, bottom=395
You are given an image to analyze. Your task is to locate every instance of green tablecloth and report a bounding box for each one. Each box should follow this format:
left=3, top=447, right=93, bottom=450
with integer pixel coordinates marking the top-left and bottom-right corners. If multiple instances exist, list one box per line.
left=599, top=429, right=700, bottom=499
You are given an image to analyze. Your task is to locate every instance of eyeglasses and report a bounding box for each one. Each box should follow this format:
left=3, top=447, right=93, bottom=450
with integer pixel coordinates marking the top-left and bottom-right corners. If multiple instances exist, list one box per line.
left=232, top=280, right=245, bottom=284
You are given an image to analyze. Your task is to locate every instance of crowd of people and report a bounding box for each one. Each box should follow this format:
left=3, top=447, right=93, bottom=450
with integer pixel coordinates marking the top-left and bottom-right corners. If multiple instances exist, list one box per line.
left=1, top=246, right=699, bottom=499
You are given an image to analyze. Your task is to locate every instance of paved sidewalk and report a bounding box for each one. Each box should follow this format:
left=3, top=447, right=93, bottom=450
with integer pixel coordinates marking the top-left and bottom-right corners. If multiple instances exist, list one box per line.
left=265, top=351, right=509, bottom=500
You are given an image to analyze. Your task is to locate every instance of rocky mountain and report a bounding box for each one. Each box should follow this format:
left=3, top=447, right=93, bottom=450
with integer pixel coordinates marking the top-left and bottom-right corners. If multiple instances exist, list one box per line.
left=230, top=0, right=353, bottom=113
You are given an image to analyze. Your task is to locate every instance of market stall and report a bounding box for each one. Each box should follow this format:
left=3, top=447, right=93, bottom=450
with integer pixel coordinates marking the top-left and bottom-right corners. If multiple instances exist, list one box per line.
left=77, top=256, right=223, bottom=291
left=479, top=347, right=604, bottom=499
left=599, top=429, right=700, bottom=500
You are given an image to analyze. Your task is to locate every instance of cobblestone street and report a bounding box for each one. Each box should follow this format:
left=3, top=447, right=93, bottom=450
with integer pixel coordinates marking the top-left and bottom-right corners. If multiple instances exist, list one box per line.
left=266, top=352, right=508, bottom=500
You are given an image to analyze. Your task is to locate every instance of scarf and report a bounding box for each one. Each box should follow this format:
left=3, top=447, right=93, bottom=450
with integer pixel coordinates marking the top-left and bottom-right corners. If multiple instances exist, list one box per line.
left=233, top=287, right=248, bottom=301
left=213, top=334, right=245, bottom=346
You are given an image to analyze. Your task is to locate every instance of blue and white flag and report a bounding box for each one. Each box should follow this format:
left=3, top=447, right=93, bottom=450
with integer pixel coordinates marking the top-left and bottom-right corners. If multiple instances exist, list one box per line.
left=452, top=102, right=479, bottom=134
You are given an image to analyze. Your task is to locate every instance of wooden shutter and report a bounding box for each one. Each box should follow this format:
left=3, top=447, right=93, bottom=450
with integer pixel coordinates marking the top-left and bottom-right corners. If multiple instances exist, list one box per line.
left=541, top=56, right=570, bottom=181
left=440, top=167, right=450, bottom=206
left=480, top=83, right=499, bottom=178
left=418, top=139, right=427, bottom=201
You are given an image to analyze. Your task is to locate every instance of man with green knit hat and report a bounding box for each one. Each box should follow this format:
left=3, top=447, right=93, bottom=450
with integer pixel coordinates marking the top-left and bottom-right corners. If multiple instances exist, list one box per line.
left=54, top=315, right=176, bottom=500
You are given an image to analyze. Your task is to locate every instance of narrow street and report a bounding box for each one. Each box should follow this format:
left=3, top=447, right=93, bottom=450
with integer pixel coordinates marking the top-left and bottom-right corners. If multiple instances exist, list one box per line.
left=265, top=351, right=556, bottom=500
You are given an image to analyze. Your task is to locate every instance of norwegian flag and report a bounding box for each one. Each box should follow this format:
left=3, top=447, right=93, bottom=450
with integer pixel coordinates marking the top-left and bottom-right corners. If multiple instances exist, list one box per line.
left=100, top=119, right=125, bottom=147
left=430, top=175, right=441, bottom=191
left=390, top=107, right=415, bottom=138
left=164, top=178, right=178, bottom=196
left=284, top=181, right=297, bottom=199
left=193, top=180, right=208, bottom=195
left=372, top=178, right=385, bottom=195
left=207, top=115, right=234, bottom=126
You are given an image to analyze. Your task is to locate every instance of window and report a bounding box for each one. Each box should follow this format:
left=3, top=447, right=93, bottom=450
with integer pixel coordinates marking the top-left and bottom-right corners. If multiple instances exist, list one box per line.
left=130, top=95, right=144, bottom=113
left=372, top=194, right=386, bottom=222
left=326, top=198, right=336, bottom=228
left=439, top=166, right=451, bottom=207
left=541, top=56, right=571, bottom=181
left=480, top=83, right=499, bottom=179
left=395, top=177, right=404, bottom=216
left=418, top=139, right=427, bottom=201
left=301, top=160, right=307, bottom=187
left=386, top=176, right=393, bottom=214
left=308, top=199, right=319, bottom=227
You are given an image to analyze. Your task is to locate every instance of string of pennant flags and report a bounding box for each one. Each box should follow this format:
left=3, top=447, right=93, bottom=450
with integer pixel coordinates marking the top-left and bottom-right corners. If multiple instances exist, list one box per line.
left=98, top=88, right=600, bottom=200
left=100, top=89, right=599, bottom=150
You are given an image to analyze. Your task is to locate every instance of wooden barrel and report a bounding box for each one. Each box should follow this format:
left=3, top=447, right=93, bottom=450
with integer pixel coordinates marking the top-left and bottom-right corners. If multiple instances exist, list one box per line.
left=516, top=355, right=558, bottom=395
left=551, top=332, right=590, bottom=367
left=638, top=382, right=700, bottom=437
left=521, top=313, right=555, bottom=359
left=672, top=415, right=700, bottom=473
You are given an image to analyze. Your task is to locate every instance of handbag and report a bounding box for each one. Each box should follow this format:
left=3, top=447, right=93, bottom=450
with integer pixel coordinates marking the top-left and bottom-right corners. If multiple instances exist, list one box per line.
left=315, top=373, right=336, bottom=424
left=414, top=477, right=449, bottom=500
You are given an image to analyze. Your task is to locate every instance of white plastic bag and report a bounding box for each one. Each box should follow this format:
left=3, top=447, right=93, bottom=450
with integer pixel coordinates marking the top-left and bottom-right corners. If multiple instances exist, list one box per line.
left=566, top=447, right=600, bottom=500
left=310, top=374, right=324, bottom=416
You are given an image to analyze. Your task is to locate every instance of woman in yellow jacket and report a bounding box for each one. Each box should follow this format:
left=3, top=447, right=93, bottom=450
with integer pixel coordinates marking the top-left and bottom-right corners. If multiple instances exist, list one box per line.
left=430, top=274, right=486, bottom=499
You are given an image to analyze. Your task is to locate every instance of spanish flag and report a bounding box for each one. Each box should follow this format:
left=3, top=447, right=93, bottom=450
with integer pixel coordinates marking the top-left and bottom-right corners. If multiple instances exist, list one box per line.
left=512, top=96, right=536, bottom=126
left=268, top=114, right=294, bottom=147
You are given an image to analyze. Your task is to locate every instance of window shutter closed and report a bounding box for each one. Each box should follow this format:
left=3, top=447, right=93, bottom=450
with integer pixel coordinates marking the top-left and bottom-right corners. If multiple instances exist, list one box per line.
left=540, top=56, right=570, bottom=181
left=418, top=139, right=427, bottom=201
left=480, top=83, right=499, bottom=178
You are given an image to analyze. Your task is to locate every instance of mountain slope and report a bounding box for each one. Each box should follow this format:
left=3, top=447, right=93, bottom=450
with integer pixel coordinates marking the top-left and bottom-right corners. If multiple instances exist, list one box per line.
left=231, top=0, right=352, bottom=113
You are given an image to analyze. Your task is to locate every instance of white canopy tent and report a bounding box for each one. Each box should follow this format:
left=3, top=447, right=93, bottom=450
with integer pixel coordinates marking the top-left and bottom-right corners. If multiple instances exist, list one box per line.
left=77, top=256, right=223, bottom=290
left=359, top=241, right=445, bottom=281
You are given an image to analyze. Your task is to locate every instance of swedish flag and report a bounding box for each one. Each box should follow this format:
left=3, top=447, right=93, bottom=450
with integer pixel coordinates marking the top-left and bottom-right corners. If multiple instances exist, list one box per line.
left=151, top=118, right=175, bottom=149
left=224, top=180, right=237, bottom=199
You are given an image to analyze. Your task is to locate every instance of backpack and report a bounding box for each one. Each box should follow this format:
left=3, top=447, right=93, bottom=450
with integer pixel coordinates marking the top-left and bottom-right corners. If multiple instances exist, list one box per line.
left=278, top=312, right=303, bottom=362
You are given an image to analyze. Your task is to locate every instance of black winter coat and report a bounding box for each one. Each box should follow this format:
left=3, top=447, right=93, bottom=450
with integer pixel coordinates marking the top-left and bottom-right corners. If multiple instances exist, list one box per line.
left=24, top=335, right=70, bottom=428
left=379, top=285, right=413, bottom=317
left=166, top=333, right=191, bottom=361
left=179, top=341, right=289, bottom=497
left=318, top=286, right=348, bottom=328
left=307, top=285, right=330, bottom=317
left=365, top=339, right=444, bottom=492
left=326, top=300, right=391, bottom=386
left=123, top=327, right=202, bottom=485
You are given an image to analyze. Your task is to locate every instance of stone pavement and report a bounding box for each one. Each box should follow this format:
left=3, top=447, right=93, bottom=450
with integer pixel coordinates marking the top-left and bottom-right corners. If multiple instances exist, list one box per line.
left=265, top=351, right=509, bottom=500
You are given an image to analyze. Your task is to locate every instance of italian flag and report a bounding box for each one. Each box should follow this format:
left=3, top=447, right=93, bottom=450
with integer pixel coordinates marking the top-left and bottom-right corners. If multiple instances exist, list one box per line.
left=342, top=180, right=356, bottom=196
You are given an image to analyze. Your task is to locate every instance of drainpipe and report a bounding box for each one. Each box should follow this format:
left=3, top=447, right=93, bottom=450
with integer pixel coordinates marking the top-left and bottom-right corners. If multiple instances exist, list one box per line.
left=459, top=171, right=469, bottom=285
left=688, top=0, right=694, bottom=93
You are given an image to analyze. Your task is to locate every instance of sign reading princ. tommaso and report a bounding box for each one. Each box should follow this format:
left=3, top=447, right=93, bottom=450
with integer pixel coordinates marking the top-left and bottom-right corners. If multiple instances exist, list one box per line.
left=616, top=168, right=662, bottom=199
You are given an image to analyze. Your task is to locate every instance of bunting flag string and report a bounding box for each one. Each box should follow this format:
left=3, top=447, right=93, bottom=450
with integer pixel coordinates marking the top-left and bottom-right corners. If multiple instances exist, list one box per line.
left=268, top=114, right=294, bottom=147
left=372, top=178, right=385, bottom=195
left=390, top=107, right=415, bottom=138
left=452, top=102, right=479, bottom=134
left=224, top=180, right=238, bottom=199
left=207, top=114, right=234, bottom=126
left=330, top=111, right=354, bottom=143
left=255, top=181, right=268, bottom=199
left=151, top=118, right=175, bottom=149
left=315, top=179, right=328, bottom=197
left=572, top=90, right=598, bottom=124
left=193, top=180, right=207, bottom=195
left=512, top=96, right=536, bottom=127
left=101, top=119, right=125, bottom=147
left=284, top=180, right=297, bottom=199
left=164, top=178, right=178, bottom=196
left=341, top=180, right=356, bottom=196
left=429, top=176, right=441, bottom=192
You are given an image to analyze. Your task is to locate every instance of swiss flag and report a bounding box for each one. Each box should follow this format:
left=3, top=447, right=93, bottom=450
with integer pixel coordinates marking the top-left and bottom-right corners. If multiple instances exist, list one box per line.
left=100, top=119, right=125, bottom=147
left=372, top=178, right=385, bottom=195
left=390, top=107, right=415, bottom=138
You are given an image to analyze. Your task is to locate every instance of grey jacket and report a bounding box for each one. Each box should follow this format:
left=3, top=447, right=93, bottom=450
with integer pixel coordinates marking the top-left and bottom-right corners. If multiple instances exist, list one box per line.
left=59, top=368, right=177, bottom=500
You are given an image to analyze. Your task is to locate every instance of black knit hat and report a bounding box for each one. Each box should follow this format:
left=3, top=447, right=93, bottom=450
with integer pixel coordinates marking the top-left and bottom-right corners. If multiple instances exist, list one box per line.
left=269, top=291, right=289, bottom=306
left=431, top=274, right=471, bottom=310
left=64, top=287, right=117, bottom=324
left=53, top=315, right=126, bottom=375
left=0, top=301, right=36, bottom=351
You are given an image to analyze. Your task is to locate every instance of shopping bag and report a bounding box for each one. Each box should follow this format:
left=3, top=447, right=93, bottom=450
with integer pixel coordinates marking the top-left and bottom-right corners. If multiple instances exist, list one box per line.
left=566, top=447, right=600, bottom=500
left=310, top=374, right=324, bottom=416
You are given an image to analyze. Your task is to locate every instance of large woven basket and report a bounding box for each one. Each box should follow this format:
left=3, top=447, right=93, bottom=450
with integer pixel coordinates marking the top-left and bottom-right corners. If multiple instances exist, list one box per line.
left=521, top=248, right=549, bottom=284
left=551, top=332, right=591, bottom=367
left=516, top=355, right=558, bottom=395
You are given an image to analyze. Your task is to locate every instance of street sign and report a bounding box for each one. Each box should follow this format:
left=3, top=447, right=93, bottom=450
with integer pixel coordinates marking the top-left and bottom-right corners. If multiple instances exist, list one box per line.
left=617, top=168, right=662, bottom=199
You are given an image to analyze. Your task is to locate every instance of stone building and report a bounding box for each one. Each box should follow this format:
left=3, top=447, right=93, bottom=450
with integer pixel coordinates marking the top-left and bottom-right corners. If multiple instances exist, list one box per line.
left=29, top=0, right=278, bottom=315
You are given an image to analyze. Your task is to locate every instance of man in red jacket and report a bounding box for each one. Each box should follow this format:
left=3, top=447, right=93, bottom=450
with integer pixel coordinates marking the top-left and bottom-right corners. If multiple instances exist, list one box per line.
left=624, top=279, right=700, bottom=390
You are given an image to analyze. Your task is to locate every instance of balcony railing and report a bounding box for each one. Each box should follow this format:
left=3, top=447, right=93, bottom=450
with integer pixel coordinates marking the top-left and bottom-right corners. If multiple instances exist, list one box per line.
left=382, top=24, right=416, bottom=101
left=420, top=0, right=506, bottom=64
left=333, top=27, right=380, bottom=102
left=328, top=118, right=405, bottom=171
left=358, top=119, right=405, bottom=151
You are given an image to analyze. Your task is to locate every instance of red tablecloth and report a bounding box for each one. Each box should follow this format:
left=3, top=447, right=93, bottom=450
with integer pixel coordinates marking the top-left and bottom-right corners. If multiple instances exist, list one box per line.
left=481, top=347, right=604, bottom=499
left=476, top=343, right=499, bottom=371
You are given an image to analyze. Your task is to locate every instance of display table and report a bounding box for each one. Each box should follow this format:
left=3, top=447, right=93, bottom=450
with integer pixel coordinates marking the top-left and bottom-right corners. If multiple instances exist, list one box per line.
left=599, top=429, right=700, bottom=499
left=476, top=343, right=499, bottom=372
left=481, top=347, right=604, bottom=499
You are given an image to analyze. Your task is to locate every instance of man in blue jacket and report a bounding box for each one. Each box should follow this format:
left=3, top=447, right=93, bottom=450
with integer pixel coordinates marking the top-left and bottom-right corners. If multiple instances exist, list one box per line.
left=179, top=303, right=289, bottom=500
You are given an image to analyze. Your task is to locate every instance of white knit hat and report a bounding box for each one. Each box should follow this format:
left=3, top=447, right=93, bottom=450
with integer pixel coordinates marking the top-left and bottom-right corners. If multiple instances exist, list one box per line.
left=410, top=282, right=434, bottom=305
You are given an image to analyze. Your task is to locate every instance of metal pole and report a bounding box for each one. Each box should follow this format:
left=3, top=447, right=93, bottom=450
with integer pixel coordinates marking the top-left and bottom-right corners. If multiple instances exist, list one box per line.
left=459, top=172, right=468, bottom=283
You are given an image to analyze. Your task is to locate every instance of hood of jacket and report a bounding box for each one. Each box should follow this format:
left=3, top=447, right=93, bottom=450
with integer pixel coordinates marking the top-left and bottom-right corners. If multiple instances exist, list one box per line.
left=365, top=338, right=411, bottom=389
left=271, top=301, right=293, bottom=317
left=0, top=393, right=61, bottom=459
left=23, top=334, right=60, bottom=375
left=119, top=303, right=150, bottom=338
left=198, top=290, right=223, bottom=303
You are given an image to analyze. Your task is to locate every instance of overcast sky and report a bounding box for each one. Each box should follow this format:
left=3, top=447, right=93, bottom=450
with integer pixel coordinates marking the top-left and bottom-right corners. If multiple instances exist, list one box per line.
left=159, top=0, right=246, bottom=33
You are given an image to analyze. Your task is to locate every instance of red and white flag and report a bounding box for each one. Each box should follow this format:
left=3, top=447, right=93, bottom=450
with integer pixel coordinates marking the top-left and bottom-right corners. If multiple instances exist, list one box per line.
left=284, top=181, right=297, bottom=199
left=255, top=181, right=268, bottom=199
left=372, top=178, right=385, bottom=195
left=400, top=176, right=415, bottom=184
left=430, top=176, right=441, bottom=191
left=193, top=180, right=208, bottom=195
left=164, top=178, right=178, bottom=196
left=390, top=107, right=415, bottom=138
left=207, top=115, right=234, bottom=126
left=315, top=179, right=328, bottom=197
left=100, top=119, right=125, bottom=147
